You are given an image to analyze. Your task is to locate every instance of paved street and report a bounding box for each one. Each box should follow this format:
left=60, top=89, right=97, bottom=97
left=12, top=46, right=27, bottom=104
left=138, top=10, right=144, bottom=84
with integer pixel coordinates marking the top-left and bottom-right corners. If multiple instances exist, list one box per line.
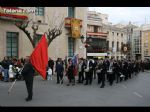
left=0, top=71, right=150, bottom=106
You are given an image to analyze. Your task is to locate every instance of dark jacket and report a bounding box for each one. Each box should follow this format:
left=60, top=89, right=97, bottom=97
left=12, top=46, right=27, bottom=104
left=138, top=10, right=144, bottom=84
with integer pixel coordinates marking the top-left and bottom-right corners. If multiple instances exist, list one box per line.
left=1, top=60, right=10, bottom=69
left=21, top=63, right=35, bottom=77
left=55, top=63, right=64, bottom=74
left=48, top=60, right=54, bottom=68
left=89, top=60, right=94, bottom=72
left=67, top=64, right=74, bottom=79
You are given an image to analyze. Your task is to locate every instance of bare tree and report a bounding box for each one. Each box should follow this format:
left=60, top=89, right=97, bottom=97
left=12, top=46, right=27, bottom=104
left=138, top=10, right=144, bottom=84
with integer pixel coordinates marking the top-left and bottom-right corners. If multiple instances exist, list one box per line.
left=15, top=15, right=64, bottom=48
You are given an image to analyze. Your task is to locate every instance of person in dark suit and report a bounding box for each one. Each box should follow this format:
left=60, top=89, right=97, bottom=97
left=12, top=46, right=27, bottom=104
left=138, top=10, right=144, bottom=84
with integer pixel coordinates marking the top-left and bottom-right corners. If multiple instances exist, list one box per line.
left=108, top=59, right=114, bottom=86
left=1, top=56, right=10, bottom=82
left=113, top=60, right=120, bottom=83
left=78, top=58, right=85, bottom=83
left=122, top=60, right=128, bottom=81
left=97, top=59, right=103, bottom=85
left=93, top=59, right=97, bottom=79
left=127, top=61, right=132, bottom=79
left=66, top=58, right=75, bottom=86
left=21, top=56, right=35, bottom=101
left=55, top=60, right=64, bottom=84
left=84, top=59, right=93, bottom=85
left=100, top=59, right=107, bottom=88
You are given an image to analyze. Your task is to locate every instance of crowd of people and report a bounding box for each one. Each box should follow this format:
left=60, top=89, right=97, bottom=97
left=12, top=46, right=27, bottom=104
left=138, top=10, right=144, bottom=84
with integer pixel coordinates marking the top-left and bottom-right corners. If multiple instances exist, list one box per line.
left=0, top=56, right=150, bottom=102
left=0, top=56, right=150, bottom=89
left=46, top=56, right=150, bottom=88
left=0, top=56, right=25, bottom=82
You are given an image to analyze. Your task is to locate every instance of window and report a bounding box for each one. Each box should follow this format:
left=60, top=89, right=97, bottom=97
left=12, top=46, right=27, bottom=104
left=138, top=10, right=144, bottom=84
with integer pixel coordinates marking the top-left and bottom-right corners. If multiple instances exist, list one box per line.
left=6, top=32, right=18, bottom=58
left=112, top=41, right=114, bottom=48
left=117, top=33, right=119, bottom=36
left=35, top=7, right=44, bottom=16
left=94, top=26, right=98, bottom=33
left=35, top=34, right=42, bottom=46
left=121, top=33, right=123, bottom=37
left=68, top=37, right=75, bottom=57
left=68, top=7, right=75, bottom=18
left=117, top=42, right=119, bottom=51
left=121, top=42, right=123, bottom=46
left=106, top=41, right=109, bottom=51
left=112, top=32, right=114, bottom=36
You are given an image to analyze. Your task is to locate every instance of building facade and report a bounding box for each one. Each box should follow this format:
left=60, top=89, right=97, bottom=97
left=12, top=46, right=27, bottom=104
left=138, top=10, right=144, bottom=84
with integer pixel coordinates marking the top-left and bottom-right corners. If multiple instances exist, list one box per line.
left=124, top=22, right=138, bottom=59
left=87, top=11, right=128, bottom=60
left=0, top=7, right=87, bottom=61
left=141, top=24, right=150, bottom=60
left=103, top=24, right=127, bottom=60
left=86, top=11, right=108, bottom=59
left=132, top=28, right=142, bottom=60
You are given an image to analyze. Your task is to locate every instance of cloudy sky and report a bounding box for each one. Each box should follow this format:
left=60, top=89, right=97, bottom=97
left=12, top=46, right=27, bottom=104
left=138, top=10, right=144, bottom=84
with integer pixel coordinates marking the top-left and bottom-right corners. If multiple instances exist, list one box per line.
left=89, top=7, right=150, bottom=26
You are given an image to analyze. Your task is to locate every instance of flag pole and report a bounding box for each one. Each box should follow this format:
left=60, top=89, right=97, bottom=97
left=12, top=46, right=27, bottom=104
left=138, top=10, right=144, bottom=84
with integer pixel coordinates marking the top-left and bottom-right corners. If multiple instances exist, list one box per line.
left=8, top=79, right=17, bottom=94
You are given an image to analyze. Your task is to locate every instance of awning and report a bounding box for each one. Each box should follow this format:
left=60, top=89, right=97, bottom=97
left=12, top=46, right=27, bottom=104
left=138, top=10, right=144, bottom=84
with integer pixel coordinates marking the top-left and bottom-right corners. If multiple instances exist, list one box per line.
left=87, top=32, right=107, bottom=37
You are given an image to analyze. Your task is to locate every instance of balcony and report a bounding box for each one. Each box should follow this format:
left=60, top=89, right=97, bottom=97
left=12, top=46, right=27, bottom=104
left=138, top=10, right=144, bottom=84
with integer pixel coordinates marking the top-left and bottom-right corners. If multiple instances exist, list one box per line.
left=0, top=7, right=28, bottom=21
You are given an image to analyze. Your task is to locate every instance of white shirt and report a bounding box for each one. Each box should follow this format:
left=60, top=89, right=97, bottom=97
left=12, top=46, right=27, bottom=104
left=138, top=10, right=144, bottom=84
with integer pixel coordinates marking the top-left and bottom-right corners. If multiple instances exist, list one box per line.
left=47, top=68, right=52, bottom=75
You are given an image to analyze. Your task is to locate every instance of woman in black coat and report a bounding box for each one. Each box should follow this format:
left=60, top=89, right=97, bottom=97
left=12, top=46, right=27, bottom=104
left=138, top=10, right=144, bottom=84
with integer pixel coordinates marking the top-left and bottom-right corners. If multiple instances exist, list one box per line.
left=66, top=58, right=75, bottom=86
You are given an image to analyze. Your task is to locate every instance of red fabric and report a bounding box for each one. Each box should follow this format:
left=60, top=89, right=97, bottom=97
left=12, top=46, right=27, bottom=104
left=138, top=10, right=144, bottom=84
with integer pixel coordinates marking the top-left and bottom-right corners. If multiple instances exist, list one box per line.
left=30, top=34, right=48, bottom=80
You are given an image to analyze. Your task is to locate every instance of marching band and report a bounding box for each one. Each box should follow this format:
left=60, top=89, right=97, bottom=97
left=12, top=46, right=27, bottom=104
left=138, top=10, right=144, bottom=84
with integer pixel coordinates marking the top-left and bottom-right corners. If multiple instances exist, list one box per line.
left=0, top=56, right=149, bottom=87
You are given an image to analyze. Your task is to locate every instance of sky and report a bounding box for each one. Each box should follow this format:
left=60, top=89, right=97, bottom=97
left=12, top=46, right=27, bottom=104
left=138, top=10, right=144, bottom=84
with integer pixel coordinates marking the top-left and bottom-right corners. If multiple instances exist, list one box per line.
left=89, top=7, right=150, bottom=26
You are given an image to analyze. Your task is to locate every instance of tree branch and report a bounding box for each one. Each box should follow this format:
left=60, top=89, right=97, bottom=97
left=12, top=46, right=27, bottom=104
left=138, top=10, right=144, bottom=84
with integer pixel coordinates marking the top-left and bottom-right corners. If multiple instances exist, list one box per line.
left=15, top=21, right=35, bottom=48
left=47, top=28, right=62, bottom=46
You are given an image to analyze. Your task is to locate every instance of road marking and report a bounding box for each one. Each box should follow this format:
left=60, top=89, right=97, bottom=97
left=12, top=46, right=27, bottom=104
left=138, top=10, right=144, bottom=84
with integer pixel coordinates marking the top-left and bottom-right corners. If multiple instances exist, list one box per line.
left=133, top=92, right=143, bottom=98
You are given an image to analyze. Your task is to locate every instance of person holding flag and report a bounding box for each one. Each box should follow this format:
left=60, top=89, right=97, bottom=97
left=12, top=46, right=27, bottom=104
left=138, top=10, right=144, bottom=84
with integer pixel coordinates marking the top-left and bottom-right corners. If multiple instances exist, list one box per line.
left=21, top=56, right=35, bottom=101
left=21, top=33, right=48, bottom=102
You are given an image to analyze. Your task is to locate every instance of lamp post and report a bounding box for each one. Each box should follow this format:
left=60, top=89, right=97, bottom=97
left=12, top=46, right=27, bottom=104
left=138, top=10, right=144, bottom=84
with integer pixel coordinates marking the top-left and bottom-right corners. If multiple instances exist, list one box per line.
left=80, top=35, right=85, bottom=44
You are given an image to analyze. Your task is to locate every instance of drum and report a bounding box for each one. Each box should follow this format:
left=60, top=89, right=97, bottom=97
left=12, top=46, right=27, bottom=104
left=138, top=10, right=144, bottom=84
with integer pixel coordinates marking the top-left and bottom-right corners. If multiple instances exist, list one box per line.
left=107, top=69, right=113, bottom=74
left=84, top=68, right=89, bottom=72
left=96, top=69, right=101, bottom=73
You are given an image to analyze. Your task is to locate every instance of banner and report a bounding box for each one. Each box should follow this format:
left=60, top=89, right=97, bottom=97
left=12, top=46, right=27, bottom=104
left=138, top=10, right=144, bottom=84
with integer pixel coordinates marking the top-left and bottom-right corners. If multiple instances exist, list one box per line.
left=71, top=18, right=81, bottom=39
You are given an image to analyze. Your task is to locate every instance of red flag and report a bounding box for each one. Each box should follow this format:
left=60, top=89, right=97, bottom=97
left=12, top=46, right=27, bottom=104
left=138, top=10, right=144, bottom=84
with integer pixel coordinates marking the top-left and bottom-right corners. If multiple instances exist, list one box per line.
left=30, top=34, right=48, bottom=80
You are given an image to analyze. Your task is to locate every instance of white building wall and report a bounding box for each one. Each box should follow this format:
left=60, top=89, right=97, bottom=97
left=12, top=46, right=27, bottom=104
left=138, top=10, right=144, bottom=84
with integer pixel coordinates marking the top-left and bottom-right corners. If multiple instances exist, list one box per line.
left=0, top=7, right=87, bottom=60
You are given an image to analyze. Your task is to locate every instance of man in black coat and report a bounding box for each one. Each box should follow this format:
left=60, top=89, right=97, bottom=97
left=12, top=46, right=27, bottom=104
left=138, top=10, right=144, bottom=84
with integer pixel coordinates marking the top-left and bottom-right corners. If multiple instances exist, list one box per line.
left=55, top=60, right=64, bottom=84
left=1, top=56, right=10, bottom=82
left=21, top=56, right=35, bottom=101
left=78, top=58, right=85, bottom=83
left=113, top=60, right=120, bottom=83
left=93, top=59, right=97, bottom=79
left=84, top=59, right=93, bottom=85
left=123, top=60, right=128, bottom=81
left=100, top=59, right=107, bottom=88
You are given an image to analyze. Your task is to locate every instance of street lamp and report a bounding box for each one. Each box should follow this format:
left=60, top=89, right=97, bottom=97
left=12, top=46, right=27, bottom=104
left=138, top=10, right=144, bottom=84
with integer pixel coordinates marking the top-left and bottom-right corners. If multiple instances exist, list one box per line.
left=80, top=35, right=93, bottom=58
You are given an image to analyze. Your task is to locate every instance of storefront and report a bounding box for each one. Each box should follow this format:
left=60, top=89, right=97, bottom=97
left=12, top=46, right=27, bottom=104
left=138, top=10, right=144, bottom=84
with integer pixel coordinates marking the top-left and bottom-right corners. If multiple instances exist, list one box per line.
left=86, top=32, right=108, bottom=59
